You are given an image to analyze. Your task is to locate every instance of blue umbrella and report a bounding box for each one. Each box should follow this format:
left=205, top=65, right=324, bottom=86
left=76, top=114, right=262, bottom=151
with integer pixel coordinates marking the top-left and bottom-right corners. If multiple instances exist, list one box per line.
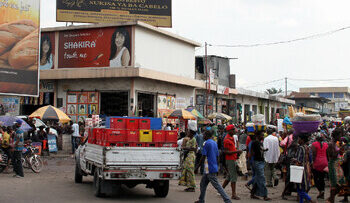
left=0, top=116, right=32, bottom=131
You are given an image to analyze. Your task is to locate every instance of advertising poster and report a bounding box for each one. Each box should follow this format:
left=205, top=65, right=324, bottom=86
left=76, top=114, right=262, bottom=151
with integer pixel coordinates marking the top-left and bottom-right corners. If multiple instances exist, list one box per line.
left=40, top=32, right=55, bottom=70
left=0, top=96, right=20, bottom=116
left=67, top=91, right=99, bottom=122
left=56, top=0, right=172, bottom=27
left=58, top=26, right=132, bottom=68
left=48, top=134, right=58, bottom=153
left=157, top=94, right=167, bottom=110
left=0, top=0, right=40, bottom=96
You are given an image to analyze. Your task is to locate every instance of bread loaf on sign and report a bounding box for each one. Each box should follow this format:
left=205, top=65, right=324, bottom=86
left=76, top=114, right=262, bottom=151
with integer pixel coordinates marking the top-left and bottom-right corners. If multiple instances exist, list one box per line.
left=0, top=20, right=38, bottom=55
left=8, top=30, right=39, bottom=69
left=0, top=52, right=11, bottom=68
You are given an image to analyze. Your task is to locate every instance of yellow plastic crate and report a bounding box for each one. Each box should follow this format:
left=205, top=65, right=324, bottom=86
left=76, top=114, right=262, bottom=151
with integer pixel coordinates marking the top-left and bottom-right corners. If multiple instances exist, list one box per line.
left=139, top=130, right=153, bottom=142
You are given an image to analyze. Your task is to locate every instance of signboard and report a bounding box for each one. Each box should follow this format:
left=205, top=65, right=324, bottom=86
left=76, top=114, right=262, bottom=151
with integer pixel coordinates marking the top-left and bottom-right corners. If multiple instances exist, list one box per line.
left=0, top=0, right=40, bottom=96
left=48, top=134, right=58, bottom=153
left=58, top=27, right=132, bottom=68
left=217, top=85, right=229, bottom=95
left=40, top=81, right=55, bottom=92
left=0, top=96, right=20, bottom=116
left=56, top=0, right=172, bottom=27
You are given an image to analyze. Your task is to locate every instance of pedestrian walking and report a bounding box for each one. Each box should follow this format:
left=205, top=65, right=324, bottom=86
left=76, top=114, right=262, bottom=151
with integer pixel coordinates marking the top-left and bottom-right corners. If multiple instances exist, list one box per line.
left=12, top=120, right=24, bottom=178
left=263, top=128, right=280, bottom=187
left=222, top=124, right=242, bottom=200
left=292, top=133, right=316, bottom=203
left=195, top=130, right=232, bottom=203
left=179, top=129, right=197, bottom=192
left=311, top=134, right=328, bottom=199
left=327, top=128, right=346, bottom=203
left=250, top=131, right=271, bottom=201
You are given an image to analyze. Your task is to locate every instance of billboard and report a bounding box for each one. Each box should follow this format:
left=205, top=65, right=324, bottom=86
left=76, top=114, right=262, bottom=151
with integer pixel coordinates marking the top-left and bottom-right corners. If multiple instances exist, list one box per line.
left=40, top=32, right=55, bottom=70
left=58, top=26, right=132, bottom=68
left=0, top=0, right=40, bottom=96
left=56, top=0, right=172, bottom=27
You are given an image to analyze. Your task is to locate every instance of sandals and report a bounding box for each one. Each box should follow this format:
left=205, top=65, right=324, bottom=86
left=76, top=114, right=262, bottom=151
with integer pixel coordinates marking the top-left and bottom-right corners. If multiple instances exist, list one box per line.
left=231, top=195, right=240, bottom=200
left=185, top=188, right=195, bottom=192
left=264, top=197, right=271, bottom=201
left=251, top=195, right=260, bottom=200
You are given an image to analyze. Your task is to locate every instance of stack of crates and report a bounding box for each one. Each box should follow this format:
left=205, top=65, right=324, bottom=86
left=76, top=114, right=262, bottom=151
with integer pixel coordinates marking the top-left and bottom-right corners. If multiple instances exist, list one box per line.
left=93, top=117, right=179, bottom=148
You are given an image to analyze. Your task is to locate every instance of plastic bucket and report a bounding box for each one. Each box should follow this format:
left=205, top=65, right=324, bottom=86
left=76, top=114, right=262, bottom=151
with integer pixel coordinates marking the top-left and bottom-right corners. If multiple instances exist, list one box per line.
left=290, top=165, right=304, bottom=183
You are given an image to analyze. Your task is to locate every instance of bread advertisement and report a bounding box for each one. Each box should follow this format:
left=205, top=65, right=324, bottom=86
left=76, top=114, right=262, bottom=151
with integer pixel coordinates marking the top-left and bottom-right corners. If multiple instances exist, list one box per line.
left=0, top=0, right=40, bottom=96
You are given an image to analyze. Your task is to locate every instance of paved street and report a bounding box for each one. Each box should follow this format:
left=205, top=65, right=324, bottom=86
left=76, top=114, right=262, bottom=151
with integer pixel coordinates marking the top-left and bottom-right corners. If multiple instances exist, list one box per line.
left=0, top=157, right=339, bottom=203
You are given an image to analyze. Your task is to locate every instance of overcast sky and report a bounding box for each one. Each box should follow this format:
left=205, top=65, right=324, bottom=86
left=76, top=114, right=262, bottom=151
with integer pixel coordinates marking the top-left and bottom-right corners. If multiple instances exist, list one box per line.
left=41, top=0, right=350, bottom=93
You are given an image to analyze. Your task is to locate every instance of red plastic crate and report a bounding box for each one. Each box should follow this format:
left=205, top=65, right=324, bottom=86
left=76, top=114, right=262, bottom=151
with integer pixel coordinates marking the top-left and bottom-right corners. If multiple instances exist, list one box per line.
left=105, top=129, right=126, bottom=143
left=138, top=119, right=150, bottom=129
left=126, top=119, right=139, bottom=130
left=159, top=143, right=178, bottom=148
left=152, top=130, right=165, bottom=143
left=123, top=142, right=136, bottom=147
left=110, top=118, right=126, bottom=129
left=146, top=143, right=159, bottom=147
left=165, top=131, right=178, bottom=143
left=126, top=130, right=139, bottom=142
left=135, top=143, right=146, bottom=147
left=93, top=128, right=102, bottom=145
left=87, top=128, right=95, bottom=144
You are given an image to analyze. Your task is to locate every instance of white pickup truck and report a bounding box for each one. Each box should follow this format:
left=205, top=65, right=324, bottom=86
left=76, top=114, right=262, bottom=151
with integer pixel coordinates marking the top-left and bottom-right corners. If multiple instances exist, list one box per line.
left=75, top=142, right=181, bottom=198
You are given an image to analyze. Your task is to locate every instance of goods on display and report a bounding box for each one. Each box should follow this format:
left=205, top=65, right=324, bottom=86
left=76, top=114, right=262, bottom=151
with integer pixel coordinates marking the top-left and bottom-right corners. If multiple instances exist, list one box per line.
left=0, top=0, right=40, bottom=96
left=66, top=91, right=99, bottom=123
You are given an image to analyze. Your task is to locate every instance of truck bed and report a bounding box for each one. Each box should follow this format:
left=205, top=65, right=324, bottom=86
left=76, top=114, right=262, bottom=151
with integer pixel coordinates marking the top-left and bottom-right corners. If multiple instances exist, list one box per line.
left=84, top=143, right=181, bottom=167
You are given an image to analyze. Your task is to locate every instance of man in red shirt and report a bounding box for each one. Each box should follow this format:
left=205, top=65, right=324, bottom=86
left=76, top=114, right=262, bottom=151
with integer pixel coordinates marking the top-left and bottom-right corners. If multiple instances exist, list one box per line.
left=222, top=124, right=242, bottom=200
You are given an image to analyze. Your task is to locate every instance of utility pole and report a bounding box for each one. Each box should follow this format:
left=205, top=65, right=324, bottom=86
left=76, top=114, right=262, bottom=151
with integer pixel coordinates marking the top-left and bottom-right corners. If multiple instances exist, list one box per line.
left=205, top=42, right=208, bottom=117
left=285, top=77, right=288, bottom=97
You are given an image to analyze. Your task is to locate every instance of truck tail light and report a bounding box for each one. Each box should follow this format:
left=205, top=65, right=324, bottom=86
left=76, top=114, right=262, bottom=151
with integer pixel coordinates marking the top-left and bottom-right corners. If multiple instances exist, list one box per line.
left=110, top=173, right=127, bottom=178
left=159, top=173, right=174, bottom=178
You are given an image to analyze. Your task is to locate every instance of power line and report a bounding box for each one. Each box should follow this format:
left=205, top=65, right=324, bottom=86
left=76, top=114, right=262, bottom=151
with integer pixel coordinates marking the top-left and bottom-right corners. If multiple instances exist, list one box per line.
left=243, top=78, right=284, bottom=88
left=208, top=25, right=350, bottom=48
left=289, top=77, right=350, bottom=82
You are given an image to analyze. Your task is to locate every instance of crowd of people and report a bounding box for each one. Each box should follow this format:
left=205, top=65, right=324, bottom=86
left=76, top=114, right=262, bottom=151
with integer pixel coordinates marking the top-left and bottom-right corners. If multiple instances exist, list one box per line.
left=0, top=117, right=86, bottom=178
left=177, top=121, right=350, bottom=203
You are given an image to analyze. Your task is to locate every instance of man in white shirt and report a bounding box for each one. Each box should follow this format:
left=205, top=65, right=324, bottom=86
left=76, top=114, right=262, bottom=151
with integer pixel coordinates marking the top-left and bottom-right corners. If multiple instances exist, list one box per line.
left=71, top=121, right=80, bottom=154
left=263, top=128, right=280, bottom=187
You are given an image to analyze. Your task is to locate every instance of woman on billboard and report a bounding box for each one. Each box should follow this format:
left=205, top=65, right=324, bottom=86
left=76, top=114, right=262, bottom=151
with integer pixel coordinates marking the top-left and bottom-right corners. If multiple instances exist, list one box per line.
left=40, top=34, right=54, bottom=70
left=109, top=27, right=130, bottom=67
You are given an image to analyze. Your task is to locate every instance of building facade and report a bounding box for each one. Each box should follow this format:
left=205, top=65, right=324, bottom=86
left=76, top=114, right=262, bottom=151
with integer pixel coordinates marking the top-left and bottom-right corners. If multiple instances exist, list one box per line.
left=299, top=87, right=350, bottom=113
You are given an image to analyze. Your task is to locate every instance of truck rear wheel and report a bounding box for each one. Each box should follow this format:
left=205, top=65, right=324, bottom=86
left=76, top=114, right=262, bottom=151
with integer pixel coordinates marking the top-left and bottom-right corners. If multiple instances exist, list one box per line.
left=94, top=170, right=105, bottom=197
left=154, top=180, right=169, bottom=198
left=75, top=165, right=83, bottom=183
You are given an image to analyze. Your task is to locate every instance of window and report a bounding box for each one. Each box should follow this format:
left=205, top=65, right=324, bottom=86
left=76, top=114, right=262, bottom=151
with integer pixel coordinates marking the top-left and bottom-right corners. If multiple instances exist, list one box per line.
left=334, top=92, right=344, bottom=98
left=318, top=92, right=333, bottom=98
left=310, top=93, right=315, bottom=96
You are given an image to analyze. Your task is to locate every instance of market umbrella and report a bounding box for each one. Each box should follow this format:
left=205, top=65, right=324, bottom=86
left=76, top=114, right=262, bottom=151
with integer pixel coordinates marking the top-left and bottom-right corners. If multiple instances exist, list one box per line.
left=186, top=108, right=205, bottom=119
left=29, top=105, right=71, bottom=123
left=0, top=116, right=32, bottom=131
left=207, top=112, right=232, bottom=120
left=164, top=109, right=196, bottom=120
left=198, top=119, right=212, bottom=125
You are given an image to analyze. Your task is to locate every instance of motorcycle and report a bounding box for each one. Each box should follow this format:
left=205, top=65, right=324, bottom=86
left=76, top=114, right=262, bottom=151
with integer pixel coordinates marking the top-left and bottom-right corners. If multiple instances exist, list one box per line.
left=0, top=149, right=8, bottom=173
left=22, top=145, right=43, bottom=173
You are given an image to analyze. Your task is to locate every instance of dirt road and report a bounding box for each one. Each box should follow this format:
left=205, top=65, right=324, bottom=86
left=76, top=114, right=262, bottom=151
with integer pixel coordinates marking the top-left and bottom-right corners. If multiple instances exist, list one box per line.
left=0, top=157, right=337, bottom=203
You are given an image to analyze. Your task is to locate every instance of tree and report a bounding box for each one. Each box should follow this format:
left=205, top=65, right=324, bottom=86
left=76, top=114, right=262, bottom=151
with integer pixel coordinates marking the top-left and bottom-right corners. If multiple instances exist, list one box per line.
left=265, top=88, right=283, bottom=95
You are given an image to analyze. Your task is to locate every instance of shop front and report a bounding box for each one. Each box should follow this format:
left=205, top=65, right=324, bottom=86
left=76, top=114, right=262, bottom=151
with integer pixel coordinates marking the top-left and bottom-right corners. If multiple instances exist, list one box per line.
left=20, top=81, right=55, bottom=115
